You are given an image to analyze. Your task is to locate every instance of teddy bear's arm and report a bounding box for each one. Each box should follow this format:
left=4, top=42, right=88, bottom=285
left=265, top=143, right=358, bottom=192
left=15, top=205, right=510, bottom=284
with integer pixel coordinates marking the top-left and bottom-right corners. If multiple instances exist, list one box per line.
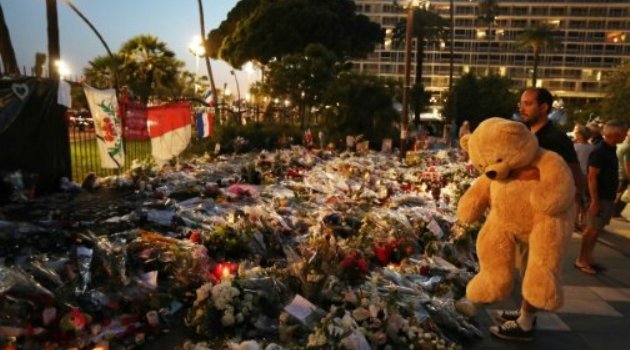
left=457, top=175, right=491, bottom=223
left=530, top=151, right=576, bottom=215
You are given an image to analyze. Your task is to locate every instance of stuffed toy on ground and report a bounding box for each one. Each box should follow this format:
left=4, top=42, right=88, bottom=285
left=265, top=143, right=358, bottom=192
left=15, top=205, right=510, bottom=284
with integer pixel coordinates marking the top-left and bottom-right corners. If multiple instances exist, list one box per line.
left=457, top=117, right=575, bottom=310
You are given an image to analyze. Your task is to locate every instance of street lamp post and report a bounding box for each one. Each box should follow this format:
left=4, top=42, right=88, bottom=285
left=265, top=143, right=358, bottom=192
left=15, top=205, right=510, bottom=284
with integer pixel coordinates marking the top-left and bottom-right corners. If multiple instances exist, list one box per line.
left=400, top=2, right=415, bottom=159
left=230, top=70, right=242, bottom=115
left=189, top=36, right=205, bottom=94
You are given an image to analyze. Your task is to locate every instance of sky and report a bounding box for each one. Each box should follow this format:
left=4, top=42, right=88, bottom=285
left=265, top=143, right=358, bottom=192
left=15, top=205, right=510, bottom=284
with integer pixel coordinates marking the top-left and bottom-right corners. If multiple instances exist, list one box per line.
left=2, top=0, right=258, bottom=94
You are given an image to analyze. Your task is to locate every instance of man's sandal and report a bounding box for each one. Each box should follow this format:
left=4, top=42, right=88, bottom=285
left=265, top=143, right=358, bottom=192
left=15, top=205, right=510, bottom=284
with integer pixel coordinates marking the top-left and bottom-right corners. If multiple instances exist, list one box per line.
left=574, top=262, right=597, bottom=275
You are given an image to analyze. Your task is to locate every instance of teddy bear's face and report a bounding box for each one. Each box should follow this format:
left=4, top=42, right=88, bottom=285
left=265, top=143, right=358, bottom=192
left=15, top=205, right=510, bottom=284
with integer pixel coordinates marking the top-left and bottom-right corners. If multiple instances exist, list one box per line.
left=461, top=118, right=539, bottom=181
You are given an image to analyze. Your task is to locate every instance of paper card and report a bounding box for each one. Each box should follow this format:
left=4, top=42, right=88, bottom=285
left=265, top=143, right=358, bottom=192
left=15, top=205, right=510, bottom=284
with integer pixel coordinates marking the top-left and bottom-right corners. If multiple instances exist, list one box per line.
left=427, top=218, right=443, bottom=239
left=284, top=294, right=317, bottom=322
left=147, top=210, right=175, bottom=226
left=356, top=141, right=369, bottom=154
left=381, top=138, right=392, bottom=153
left=341, top=330, right=372, bottom=350
left=139, top=270, right=158, bottom=290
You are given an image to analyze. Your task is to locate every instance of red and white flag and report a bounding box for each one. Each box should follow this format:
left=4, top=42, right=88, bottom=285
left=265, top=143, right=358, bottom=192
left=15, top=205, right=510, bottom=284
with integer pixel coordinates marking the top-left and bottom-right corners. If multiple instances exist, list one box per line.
left=83, top=85, right=125, bottom=169
left=147, top=102, right=192, bottom=163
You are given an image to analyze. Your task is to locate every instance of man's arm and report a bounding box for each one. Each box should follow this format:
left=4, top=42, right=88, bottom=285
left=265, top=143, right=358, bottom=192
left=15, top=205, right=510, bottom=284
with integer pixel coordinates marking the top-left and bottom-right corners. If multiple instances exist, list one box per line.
left=587, top=165, right=600, bottom=214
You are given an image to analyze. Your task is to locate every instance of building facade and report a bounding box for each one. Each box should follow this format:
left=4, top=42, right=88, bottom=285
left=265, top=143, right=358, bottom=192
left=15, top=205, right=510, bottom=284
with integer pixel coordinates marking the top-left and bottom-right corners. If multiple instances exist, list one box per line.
left=351, top=0, right=630, bottom=101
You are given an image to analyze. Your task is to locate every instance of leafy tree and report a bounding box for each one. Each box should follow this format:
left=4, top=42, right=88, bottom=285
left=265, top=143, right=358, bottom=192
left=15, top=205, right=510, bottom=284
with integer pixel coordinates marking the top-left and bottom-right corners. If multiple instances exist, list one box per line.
left=84, top=35, right=184, bottom=103
left=410, top=83, right=431, bottom=126
left=476, top=75, right=518, bottom=120
left=262, top=44, right=340, bottom=128
left=34, top=52, right=47, bottom=77
left=208, top=0, right=383, bottom=67
left=602, top=63, right=630, bottom=122
left=118, top=35, right=184, bottom=103
left=0, top=3, right=19, bottom=75
left=321, top=72, right=398, bottom=146
left=84, top=54, right=122, bottom=88
left=443, top=73, right=517, bottom=129
left=516, top=24, right=559, bottom=87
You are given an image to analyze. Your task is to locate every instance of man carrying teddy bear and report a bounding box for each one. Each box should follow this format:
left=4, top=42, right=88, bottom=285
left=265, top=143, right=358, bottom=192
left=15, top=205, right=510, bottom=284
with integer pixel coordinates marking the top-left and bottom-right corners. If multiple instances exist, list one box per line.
left=457, top=88, right=583, bottom=341
left=493, top=87, right=584, bottom=341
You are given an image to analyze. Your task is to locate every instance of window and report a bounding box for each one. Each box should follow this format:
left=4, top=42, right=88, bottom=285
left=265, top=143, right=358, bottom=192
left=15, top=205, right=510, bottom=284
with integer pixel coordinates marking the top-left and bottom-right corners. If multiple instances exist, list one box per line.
left=531, top=7, right=548, bottom=16
left=512, top=7, right=528, bottom=15
left=550, top=7, right=565, bottom=16
left=570, top=7, right=588, bottom=16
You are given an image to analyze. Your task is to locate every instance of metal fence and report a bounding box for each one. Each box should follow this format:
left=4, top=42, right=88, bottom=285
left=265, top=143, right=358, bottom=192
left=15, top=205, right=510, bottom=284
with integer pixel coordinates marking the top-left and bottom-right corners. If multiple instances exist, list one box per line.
left=68, top=117, right=151, bottom=182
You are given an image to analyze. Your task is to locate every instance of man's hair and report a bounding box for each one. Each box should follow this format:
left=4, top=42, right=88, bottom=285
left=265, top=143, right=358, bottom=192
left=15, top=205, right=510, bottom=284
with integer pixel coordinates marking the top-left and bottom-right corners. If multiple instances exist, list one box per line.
left=533, top=88, right=553, bottom=110
left=603, top=120, right=626, bottom=136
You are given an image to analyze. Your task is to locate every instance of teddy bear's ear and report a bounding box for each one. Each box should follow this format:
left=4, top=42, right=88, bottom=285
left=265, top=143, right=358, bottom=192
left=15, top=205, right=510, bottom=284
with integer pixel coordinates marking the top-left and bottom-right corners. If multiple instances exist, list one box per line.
left=460, top=134, right=471, bottom=151
left=503, top=120, right=527, bottom=136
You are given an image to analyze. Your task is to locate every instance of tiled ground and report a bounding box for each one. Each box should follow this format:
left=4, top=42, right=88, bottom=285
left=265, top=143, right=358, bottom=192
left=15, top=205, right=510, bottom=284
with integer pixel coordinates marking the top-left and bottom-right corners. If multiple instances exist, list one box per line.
left=470, top=231, right=630, bottom=350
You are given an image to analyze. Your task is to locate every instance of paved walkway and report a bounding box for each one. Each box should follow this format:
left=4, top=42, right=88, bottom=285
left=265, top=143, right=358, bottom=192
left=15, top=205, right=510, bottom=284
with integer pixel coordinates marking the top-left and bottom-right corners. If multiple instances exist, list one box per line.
left=470, top=216, right=630, bottom=350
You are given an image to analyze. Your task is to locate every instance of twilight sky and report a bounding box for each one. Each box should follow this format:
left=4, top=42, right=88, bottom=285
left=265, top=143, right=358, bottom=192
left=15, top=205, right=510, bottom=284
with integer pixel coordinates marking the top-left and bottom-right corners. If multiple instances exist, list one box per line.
left=2, top=0, right=258, bottom=93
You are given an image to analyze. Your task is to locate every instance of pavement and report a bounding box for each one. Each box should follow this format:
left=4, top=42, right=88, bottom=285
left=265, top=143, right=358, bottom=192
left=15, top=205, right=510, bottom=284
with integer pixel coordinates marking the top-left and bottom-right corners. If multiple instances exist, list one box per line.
left=469, top=211, right=630, bottom=350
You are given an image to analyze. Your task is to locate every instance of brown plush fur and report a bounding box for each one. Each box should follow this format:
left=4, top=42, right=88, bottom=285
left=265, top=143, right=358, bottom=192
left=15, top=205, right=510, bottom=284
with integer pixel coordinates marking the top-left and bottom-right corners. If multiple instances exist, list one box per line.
left=457, top=118, right=575, bottom=311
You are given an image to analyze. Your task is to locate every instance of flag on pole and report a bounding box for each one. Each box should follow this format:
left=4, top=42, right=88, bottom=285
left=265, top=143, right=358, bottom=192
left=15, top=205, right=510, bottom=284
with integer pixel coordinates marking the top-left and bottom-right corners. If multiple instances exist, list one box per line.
left=83, top=85, right=124, bottom=169
left=195, top=111, right=213, bottom=140
left=147, top=102, right=192, bottom=163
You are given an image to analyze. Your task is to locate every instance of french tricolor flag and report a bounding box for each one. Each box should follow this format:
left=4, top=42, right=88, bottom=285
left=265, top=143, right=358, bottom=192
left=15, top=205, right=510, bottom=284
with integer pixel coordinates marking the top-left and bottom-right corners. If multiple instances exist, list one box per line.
left=195, top=111, right=213, bottom=140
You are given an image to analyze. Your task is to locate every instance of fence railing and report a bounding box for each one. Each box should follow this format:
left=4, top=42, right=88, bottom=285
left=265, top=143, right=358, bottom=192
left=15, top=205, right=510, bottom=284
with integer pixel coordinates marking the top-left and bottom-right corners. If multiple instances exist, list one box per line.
left=68, top=113, right=151, bottom=182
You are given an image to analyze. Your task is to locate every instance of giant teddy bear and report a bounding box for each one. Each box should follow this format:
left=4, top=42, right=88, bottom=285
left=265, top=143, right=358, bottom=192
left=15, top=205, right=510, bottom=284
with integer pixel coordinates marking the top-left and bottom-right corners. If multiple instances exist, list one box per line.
left=457, top=117, right=575, bottom=311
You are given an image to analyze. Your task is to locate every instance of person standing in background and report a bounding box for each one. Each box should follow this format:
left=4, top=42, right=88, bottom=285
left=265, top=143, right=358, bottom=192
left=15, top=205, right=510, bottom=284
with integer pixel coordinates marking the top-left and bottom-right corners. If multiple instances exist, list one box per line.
left=576, top=121, right=627, bottom=274
left=573, top=125, right=595, bottom=228
left=612, top=128, right=630, bottom=221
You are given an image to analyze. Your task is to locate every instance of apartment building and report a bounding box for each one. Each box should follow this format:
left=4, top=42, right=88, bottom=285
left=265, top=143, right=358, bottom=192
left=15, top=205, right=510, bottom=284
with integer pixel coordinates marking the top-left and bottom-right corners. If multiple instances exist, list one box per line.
left=351, top=0, right=630, bottom=102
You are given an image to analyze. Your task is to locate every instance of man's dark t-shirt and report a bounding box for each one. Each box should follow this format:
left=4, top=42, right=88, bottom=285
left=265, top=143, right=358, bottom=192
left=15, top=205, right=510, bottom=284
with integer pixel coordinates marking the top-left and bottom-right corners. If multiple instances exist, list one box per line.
left=588, top=142, right=618, bottom=200
left=534, top=121, right=579, bottom=165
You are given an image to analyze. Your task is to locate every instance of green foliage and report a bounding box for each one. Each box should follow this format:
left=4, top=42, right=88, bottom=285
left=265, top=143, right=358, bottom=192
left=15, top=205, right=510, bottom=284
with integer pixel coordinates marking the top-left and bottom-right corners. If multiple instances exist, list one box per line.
left=84, top=35, right=185, bottom=103
left=410, top=83, right=431, bottom=126
left=602, top=63, right=630, bottom=122
left=262, top=44, right=342, bottom=127
left=443, top=73, right=517, bottom=129
left=320, top=72, right=398, bottom=147
left=183, top=123, right=303, bottom=157
left=515, top=24, right=560, bottom=86
left=392, top=7, right=449, bottom=51
left=208, top=0, right=383, bottom=67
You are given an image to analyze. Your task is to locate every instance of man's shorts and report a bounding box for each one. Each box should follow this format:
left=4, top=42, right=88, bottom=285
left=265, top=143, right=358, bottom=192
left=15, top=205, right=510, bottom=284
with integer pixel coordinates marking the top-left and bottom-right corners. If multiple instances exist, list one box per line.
left=586, top=199, right=614, bottom=230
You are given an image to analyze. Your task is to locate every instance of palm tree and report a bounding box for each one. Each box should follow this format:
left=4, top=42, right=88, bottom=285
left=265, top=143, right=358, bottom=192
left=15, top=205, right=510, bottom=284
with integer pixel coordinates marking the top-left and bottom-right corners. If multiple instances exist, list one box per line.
left=393, top=7, right=449, bottom=86
left=393, top=6, right=449, bottom=123
left=477, top=0, right=498, bottom=75
left=516, top=24, right=559, bottom=87
left=0, top=3, right=19, bottom=75
left=46, top=0, right=60, bottom=79
left=84, top=54, right=123, bottom=88
left=196, top=0, right=218, bottom=100
left=119, top=35, right=184, bottom=103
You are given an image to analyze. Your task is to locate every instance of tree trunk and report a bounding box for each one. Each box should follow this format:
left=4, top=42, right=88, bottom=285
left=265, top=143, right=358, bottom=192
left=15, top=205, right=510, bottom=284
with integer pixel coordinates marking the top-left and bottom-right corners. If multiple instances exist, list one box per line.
left=532, top=46, right=540, bottom=87
left=448, top=0, right=454, bottom=91
left=197, top=0, right=218, bottom=100
left=413, top=30, right=425, bottom=125
left=46, top=0, right=60, bottom=79
left=0, top=3, right=19, bottom=75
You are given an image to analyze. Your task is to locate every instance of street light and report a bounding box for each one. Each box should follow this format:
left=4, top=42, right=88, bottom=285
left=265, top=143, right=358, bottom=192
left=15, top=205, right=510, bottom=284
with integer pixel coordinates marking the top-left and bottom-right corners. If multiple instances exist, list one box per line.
left=55, top=60, right=70, bottom=80
left=189, top=36, right=205, bottom=94
left=400, top=0, right=429, bottom=159
left=230, top=70, right=241, bottom=114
